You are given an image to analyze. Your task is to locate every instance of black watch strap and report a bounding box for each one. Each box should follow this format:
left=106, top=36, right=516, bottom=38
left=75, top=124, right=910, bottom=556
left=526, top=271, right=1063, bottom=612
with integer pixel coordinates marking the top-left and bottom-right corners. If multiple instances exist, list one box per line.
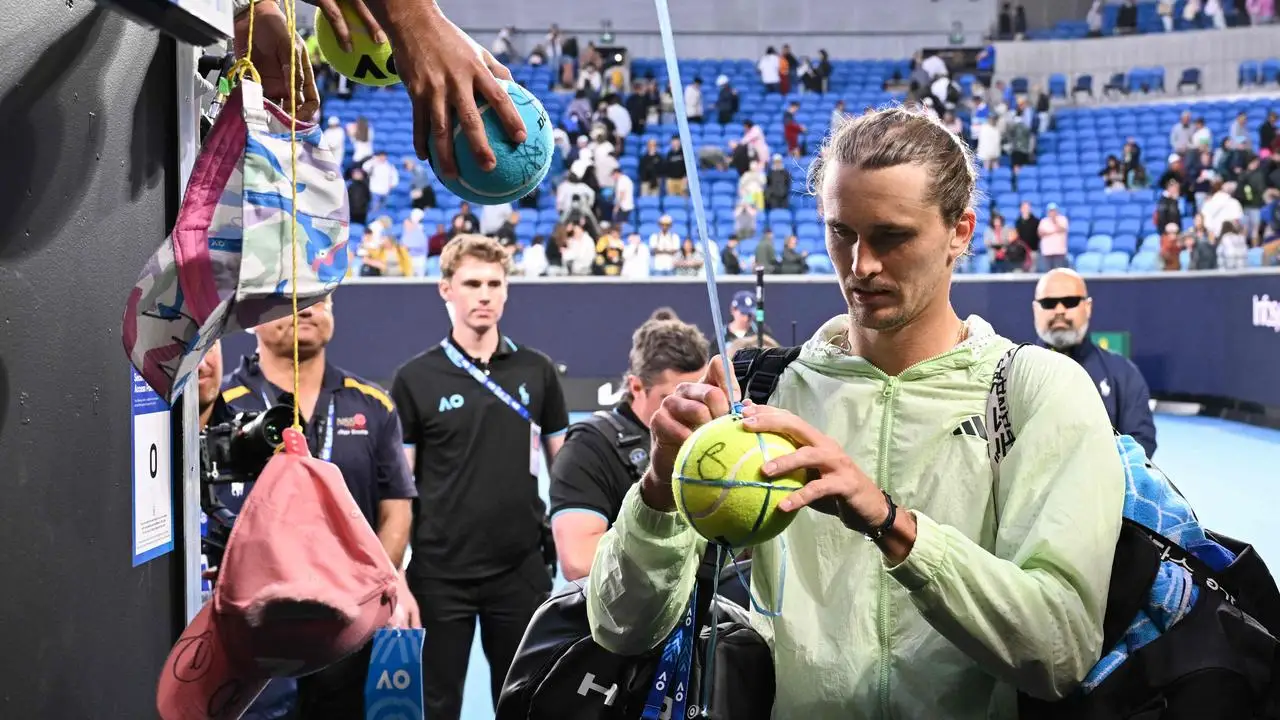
left=864, top=491, right=897, bottom=542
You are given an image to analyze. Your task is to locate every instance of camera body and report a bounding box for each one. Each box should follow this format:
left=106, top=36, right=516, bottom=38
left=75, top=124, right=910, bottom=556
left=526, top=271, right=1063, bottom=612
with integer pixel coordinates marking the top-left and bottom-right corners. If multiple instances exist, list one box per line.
left=199, top=404, right=294, bottom=568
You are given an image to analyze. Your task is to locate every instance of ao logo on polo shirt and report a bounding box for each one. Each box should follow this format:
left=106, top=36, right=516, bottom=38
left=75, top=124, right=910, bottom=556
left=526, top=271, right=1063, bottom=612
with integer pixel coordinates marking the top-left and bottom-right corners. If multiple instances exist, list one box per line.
left=438, top=394, right=465, bottom=412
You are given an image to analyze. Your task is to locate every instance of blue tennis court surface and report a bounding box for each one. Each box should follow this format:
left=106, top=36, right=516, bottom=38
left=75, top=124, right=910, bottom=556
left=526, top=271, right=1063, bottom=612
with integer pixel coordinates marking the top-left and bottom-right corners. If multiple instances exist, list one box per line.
left=459, top=413, right=1280, bottom=719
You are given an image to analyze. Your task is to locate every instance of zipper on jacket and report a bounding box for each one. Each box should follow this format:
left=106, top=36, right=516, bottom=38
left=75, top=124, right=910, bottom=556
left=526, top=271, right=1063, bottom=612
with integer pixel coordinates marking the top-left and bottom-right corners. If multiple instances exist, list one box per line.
left=876, top=376, right=899, bottom=718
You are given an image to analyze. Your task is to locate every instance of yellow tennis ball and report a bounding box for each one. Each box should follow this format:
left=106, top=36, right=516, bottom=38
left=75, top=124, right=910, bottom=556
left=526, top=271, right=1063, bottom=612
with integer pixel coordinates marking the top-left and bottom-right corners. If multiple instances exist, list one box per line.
left=672, top=414, right=806, bottom=548
left=313, top=3, right=400, bottom=87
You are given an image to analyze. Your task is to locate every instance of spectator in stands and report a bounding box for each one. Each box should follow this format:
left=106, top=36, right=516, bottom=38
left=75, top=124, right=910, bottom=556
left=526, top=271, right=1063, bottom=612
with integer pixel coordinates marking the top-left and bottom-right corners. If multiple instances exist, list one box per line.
left=622, top=232, right=651, bottom=278
left=729, top=139, right=755, bottom=176
left=1202, top=178, right=1245, bottom=236
left=556, top=172, right=595, bottom=226
left=427, top=223, right=448, bottom=257
left=1190, top=150, right=1216, bottom=208
left=518, top=236, right=546, bottom=277
left=358, top=228, right=412, bottom=277
left=1205, top=0, right=1228, bottom=28
left=784, top=103, right=807, bottom=155
left=779, top=235, right=809, bottom=274
left=755, top=229, right=779, bottom=273
left=347, top=168, right=370, bottom=226
left=321, top=116, right=345, bottom=160
left=1154, top=179, right=1184, bottom=233
left=976, top=116, right=1002, bottom=171
left=638, top=138, right=662, bottom=197
left=610, top=167, right=635, bottom=226
left=758, top=47, right=782, bottom=94
left=649, top=215, right=680, bottom=276
left=1157, top=0, right=1176, bottom=30
left=765, top=156, right=792, bottom=210
left=577, top=62, right=603, bottom=101
left=1185, top=218, right=1218, bottom=270
left=1015, top=201, right=1041, bottom=266
left=563, top=221, right=596, bottom=275
left=447, top=215, right=468, bottom=240
left=592, top=226, right=625, bottom=276
left=1170, top=112, right=1195, bottom=155
left=1014, top=3, right=1028, bottom=36
left=673, top=238, right=705, bottom=277
left=1192, top=117, right=1213, bottom=152
left=404, top=158, right=437, bottom=210
left=1033, top=269, right=1158, bottom=457
left=1005, top=117, right=1034, bottom=186
left=562, top=91, right=593, bottom=140
left=1038, top=203, right=1070, bottom=270
left=985, top=215, right=1008, bottom=271
left=401, top=210, right=428, bottom=275
left=684, top=77, right=704, bottom=124
left=739, top=160, right=767, bottom=209
left=452, top=202, right=480, bottom=236
left=735, top=200, right=759, bottom=240
left=1100, top=156, right=1127, bottom=191
left=490, top=210, right=520, bottom=251
left=781, top=44, right=800, bottom=94
left=490, top=26, right=515, bottom=64
left=347, top=116, right=374, bottom=165
left=1116, top=0, right=1139, bottom=33
left=1260, top=111, right=1277, bottom=152
left=1159, top=222, right=1183, bottom=270
left=798, top=56, right=820, bottom=94
left=1247, top=0, right=1275, bottom=24
left=479, top=201, right=512, bottom=237
left=1219, top=220, right=1251, bottom=268
left=941, top=110, right=964, bottom=138
left=1087, top=0, right=1105, bottom=35
left=1238, top=157, right=1268, bottom=239
left=998, top=2, right=1013, bottom=39
left=626, top=79, right=656, bottom=134
left=604, top=94, right=632, bottom=141
left=741, top=120, right=771, bottom=167
left=721, top=235, right=743, bottom=275
left=715, top=75, right=739, bottom=125
left=663, top=137, right=688, bottom=196
left=832, top=99, right=847, bottom=127
left=1121, top=137, right=1142, bottom=176
left=363, top=152, right=399, bottom=215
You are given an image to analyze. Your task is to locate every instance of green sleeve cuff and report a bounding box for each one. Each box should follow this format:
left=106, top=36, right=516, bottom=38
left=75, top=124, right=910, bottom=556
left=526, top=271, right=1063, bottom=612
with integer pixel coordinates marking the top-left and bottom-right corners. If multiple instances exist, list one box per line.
left=885, top=510, right=949, bottom=593
left=617, top=483, right=691, bottom=539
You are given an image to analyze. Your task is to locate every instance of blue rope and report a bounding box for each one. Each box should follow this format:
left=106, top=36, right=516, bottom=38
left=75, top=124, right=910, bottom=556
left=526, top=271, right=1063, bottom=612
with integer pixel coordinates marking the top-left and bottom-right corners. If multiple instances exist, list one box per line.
left=653, top=0, right=739, bottom=413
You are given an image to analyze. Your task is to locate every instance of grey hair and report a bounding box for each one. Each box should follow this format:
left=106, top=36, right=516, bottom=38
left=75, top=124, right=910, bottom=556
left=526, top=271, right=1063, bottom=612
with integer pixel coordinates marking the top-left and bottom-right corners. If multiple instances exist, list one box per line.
left=807, top=105, right=983, bottom=225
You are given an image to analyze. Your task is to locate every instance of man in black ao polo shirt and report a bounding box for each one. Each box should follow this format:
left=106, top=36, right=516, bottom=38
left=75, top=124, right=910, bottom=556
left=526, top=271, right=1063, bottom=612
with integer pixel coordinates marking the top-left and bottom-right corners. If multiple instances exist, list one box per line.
left=219, top=295, right=419, bottom=720
left=391, top=235, right=569, bottom=720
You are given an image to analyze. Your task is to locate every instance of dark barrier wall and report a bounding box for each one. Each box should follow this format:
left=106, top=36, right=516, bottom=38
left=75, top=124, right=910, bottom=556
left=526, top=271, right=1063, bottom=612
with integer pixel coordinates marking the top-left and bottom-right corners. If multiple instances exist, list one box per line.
left=222, top=272, right=1280, bottom=409
left=0, top=5, right=182, bottom=717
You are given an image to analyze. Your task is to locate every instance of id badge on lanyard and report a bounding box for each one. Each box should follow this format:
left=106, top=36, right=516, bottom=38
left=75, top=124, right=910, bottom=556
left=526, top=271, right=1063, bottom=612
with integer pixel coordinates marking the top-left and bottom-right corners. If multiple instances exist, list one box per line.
left=442, top=340, right=542, bottom=476
left=642, top=587, right=697, bottom=720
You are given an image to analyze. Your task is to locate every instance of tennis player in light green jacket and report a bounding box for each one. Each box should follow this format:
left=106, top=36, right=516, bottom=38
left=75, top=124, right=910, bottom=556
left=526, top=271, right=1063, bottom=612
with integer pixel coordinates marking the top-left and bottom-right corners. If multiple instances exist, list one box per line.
left=586, top=107, right=1126, bottom=719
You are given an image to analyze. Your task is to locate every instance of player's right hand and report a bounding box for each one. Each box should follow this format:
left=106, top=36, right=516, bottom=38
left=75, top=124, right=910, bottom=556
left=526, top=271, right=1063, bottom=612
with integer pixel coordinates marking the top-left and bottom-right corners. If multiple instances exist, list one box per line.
left=367, top=1, right=526, bottom=175
left=641, top=355, right=741, bottom=512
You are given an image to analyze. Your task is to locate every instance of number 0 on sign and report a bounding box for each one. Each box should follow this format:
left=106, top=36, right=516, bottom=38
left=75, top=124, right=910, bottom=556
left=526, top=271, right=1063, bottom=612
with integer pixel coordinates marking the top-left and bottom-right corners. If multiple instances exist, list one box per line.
left=132, top=367, right=174, bottom=566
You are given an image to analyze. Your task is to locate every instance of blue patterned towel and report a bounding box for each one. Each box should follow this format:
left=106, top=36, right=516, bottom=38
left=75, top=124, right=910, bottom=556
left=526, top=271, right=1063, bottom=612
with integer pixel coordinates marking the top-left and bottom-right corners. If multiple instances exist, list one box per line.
left=1081, top=435, right=1238, bottom=692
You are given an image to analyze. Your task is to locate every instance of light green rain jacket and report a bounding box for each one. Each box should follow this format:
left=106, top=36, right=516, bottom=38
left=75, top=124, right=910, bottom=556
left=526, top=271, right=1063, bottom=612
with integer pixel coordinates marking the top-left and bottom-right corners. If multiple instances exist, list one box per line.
left=587, top=314, right=1126, bottom=719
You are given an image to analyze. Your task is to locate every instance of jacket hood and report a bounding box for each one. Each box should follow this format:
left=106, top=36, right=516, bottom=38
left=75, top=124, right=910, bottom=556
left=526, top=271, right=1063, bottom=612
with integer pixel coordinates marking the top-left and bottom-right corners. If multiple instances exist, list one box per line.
left=796, top=313, right=1012, bottom=381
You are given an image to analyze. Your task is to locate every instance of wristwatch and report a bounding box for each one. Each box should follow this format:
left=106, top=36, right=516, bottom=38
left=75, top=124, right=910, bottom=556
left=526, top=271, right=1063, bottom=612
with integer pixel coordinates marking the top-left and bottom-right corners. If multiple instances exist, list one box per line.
left=847, top=490, right=897, bottom=542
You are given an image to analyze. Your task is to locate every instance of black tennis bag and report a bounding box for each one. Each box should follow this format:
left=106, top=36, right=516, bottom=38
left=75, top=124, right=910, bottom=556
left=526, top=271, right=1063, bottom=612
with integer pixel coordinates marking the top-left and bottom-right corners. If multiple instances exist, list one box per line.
left=496, top=567, right=773, bottom=720
left=734, top=345, right=1280, bottom=719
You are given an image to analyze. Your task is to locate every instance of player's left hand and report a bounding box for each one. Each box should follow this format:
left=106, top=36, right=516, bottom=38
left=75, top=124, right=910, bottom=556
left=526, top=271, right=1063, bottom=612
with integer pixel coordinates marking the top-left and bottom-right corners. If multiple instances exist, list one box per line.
left=740, top=401, right=892, bottom=535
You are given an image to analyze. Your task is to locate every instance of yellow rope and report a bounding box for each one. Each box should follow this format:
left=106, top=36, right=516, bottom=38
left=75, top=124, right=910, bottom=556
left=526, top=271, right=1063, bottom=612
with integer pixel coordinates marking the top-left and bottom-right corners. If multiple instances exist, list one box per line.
left=227, top=0, right=261, bottom=86
left=286, top=0, right=302, bottom=432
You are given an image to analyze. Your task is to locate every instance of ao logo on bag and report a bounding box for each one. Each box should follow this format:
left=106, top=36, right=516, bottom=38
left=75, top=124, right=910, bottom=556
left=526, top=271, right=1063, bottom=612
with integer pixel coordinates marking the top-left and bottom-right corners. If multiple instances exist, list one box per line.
left=365, top=628, right=425, bottom=720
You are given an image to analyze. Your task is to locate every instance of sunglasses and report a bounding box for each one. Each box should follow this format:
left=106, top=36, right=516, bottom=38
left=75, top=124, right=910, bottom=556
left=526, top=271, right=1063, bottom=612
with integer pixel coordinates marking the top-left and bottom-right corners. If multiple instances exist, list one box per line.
left=1035, top=296, right=1087, bottom=310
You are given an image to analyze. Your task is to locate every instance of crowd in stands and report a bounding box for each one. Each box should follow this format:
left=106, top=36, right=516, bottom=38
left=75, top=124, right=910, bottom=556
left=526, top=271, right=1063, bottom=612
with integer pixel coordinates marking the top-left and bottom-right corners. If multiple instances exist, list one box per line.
left=304, top=21, right=1280, bottom=280
left=1000, top=0, right=1275, bottom=41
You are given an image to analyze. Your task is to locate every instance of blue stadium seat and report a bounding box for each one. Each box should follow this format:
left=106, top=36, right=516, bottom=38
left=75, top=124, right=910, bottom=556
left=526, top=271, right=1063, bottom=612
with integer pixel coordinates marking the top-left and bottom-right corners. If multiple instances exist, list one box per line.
left=1100, top=251, right=1131, bottom=274
left=1247, top=247, right=1265, bottom=267
left=1074, top=251, right=1104, bottom=273
left=1087, top=235, right=1114, bottom=254
left=1129, top=250, right=1160, bottom=273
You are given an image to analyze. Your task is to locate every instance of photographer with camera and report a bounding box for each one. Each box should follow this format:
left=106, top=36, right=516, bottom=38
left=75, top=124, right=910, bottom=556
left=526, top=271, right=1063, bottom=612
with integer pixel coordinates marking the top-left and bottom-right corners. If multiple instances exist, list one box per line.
left=216, top=295, right=419, bottom=719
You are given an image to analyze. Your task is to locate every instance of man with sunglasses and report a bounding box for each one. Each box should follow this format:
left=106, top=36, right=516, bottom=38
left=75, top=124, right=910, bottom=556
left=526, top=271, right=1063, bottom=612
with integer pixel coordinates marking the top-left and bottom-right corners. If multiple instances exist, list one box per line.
left=1033, top=269, right=1158, bottom=457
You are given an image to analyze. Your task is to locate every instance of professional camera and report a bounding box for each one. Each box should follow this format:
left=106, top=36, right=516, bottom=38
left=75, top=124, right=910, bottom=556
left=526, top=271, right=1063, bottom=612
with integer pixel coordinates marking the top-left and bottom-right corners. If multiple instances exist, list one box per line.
left=199, top=404, right=293, bottom=565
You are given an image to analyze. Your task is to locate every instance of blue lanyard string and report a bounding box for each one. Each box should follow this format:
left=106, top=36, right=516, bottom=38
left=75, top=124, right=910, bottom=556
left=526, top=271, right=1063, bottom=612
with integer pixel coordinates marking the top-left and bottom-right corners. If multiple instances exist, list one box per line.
left=642, top=586, right=697, bottom=720
left=441, top=339, right=536, bottom=426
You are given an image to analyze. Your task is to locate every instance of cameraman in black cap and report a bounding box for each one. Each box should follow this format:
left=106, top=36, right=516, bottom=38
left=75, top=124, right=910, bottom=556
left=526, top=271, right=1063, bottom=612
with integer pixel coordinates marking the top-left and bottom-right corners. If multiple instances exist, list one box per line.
left=549, top=309, right=710, bottom=581
left=217, top=295, right=419, bottom=720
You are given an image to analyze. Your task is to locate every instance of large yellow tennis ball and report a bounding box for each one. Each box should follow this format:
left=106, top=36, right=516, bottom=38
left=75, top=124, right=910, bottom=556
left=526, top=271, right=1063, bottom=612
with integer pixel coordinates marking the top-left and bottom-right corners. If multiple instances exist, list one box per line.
left=672, top=414, right=806, bottom=547
left=313, top=3, right=400, bottom=87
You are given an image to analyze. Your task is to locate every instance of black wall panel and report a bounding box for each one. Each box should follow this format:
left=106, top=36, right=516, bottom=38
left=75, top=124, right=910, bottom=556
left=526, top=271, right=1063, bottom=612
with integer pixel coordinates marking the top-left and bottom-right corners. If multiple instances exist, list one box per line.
left=0, top=2, right=182, bottom=717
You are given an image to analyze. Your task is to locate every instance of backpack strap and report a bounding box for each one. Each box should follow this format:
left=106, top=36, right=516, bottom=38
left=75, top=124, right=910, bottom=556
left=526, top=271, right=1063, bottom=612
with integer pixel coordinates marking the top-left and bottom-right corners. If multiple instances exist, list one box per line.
left=732, top=346, right=803, bottom=406
left=566, top=409, right=650, bottom=481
